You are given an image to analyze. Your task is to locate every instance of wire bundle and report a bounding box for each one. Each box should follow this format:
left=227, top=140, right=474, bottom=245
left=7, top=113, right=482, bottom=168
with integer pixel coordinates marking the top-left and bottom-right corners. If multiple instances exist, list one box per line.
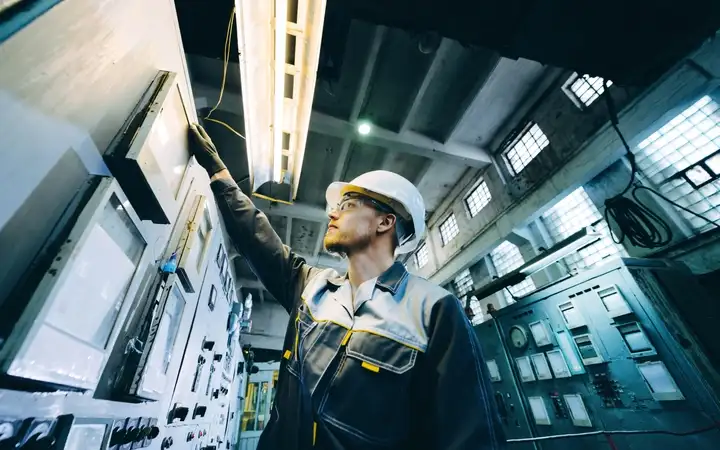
left=601, top=80, right=718, bottom=249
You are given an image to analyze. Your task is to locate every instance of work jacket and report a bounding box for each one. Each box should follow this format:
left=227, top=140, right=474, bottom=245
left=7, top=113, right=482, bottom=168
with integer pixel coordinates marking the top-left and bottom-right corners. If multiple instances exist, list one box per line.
left=212, top=177, right=506, bottom=450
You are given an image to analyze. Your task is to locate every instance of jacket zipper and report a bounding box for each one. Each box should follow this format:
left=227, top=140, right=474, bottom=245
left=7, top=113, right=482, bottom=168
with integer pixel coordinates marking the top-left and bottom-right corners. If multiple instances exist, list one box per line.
left=313, top=328, right=352, bottom=446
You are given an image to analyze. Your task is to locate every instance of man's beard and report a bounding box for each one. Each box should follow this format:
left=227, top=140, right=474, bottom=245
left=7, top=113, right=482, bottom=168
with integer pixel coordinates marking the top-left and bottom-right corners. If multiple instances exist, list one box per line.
left=324, top=229, right=373, bottom=258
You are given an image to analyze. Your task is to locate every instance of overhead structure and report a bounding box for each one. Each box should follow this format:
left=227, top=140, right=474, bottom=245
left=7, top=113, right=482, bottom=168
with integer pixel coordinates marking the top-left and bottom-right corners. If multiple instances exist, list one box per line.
left=234, top=0, right=328, bottom=201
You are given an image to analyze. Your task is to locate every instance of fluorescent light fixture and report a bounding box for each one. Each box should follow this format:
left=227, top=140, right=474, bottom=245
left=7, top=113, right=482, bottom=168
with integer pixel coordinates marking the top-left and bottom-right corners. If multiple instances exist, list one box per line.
left=235, top=0, right=328, bottom=201
left=357, top=121, right=372, bottom=135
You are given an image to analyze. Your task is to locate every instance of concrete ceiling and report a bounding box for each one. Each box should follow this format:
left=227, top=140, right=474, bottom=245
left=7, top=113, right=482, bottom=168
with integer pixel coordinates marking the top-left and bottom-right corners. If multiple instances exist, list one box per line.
left=180, top=10, right=550, bottom=289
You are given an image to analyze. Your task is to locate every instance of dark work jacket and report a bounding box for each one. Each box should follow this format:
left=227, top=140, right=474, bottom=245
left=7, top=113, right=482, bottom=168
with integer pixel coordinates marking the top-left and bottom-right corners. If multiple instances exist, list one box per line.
left=212, top=177, right=506, bottom=450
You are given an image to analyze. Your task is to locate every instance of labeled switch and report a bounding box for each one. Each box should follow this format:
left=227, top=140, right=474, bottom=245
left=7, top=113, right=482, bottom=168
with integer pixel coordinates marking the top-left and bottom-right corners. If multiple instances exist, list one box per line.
left=161, top=437, right=173, bottom=449
left=202, top=339, right=215, bottom=352
left=168, top=404, right=189, bottom=423
left=186, top=432, right=195, bottom=442
left=213, top=353, right=223, bottom=362
left=193, top=405, right=207, bottom=419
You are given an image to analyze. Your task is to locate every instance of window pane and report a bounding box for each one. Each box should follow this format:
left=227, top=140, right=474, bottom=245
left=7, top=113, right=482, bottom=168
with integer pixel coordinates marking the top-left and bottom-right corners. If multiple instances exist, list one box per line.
left=490, top=241, right=536, bottom=303
left=569, top=74, right=612, bottom=107
left=634, top=96, right=720, bottom=234
left=439, top=213, right=460, bottom=245
left=414, top=243, right=429, bottom=268
left=542, top=187, right=626, bottom=271
left=465, top=179, right=492, bottom=217
left=503, top=123, right=550, bottom=174
left=454, top=269, right=474, bottom=297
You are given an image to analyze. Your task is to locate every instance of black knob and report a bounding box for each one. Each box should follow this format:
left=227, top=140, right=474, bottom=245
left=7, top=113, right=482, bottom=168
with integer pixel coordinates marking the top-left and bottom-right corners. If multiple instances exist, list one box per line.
left=212, top=390, right=219, bottom=399
left=110, top=427, right=126, bottom=446
left=168, top=405, right=189, bottom=422
left=193, top=405, right=207, bottom=419
left=161, top=436, right=173, bottom=449
left=213, top=353, right=223, bottom=362
left=124, top=427, right=139, bottom=444
left=202, top=340, right=215, bottom=351
left=186, top=432, right=195, bottom=442
left=20, top=434, right=55, bottom=450
left=147, top=426, right=160, bottom=440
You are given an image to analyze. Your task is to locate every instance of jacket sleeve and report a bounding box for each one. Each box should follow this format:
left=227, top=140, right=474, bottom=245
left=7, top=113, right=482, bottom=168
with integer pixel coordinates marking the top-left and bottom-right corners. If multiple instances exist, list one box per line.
left=211, top=177, right=319, bottom=313
left=424, top=295, right=507, bottom=450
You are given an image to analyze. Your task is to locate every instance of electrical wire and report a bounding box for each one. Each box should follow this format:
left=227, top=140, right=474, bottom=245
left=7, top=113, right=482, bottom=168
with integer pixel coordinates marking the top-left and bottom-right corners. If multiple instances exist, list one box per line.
left=601, top=80, right=719, bottom=249
left=506, top=421, right=720, bottom=443
left=203, top=6, right=246, bottom=140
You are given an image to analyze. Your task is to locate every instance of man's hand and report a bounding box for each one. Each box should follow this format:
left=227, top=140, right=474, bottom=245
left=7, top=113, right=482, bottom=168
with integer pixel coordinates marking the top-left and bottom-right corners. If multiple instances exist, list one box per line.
left=189, top=123, right=227, bottom=176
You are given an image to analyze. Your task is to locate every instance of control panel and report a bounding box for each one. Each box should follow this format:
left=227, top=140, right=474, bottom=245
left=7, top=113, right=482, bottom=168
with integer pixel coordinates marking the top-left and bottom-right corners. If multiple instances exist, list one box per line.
left=0, top=72, right=247, bottom=450
left=475, top=259, right=720, bottom=449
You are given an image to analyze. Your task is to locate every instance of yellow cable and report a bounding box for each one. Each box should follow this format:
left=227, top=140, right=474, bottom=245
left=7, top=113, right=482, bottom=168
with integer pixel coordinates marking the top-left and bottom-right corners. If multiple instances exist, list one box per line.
left=205, top=118, right=246, bottom=139
left=202, top=7, right=246, bottom=141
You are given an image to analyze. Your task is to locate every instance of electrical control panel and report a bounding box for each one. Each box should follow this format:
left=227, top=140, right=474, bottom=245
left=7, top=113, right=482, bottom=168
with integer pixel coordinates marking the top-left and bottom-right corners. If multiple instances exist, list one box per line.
left=0, top=71, right=247, bottom=450
left=475, top=258, right=720, bottom=450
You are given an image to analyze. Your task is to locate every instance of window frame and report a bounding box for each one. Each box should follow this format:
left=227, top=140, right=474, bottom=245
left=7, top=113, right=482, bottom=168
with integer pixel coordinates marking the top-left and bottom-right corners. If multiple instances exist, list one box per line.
left=463, top=177, right=492, bottom=218
left=561, top=72, right=612, bottom=109
left=414, top=242, right=430, bottom=269
left=438, top=213, right=460, bottom=246
left=502, top=122, right=550, bottom=176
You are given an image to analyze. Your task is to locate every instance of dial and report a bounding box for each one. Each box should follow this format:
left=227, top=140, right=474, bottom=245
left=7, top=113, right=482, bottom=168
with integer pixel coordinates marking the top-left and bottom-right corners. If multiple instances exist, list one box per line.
left=509, top=325, right=529, bottom=349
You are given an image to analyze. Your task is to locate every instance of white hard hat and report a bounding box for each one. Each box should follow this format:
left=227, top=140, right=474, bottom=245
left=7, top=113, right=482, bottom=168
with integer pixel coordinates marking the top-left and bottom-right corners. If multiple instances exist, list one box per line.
left=325, top=170, right=426, bottom=254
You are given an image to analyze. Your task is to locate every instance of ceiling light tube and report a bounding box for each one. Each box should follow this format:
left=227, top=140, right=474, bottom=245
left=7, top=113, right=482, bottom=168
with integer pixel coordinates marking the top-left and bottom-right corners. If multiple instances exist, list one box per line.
left=273, top=0, right=288, bottom=183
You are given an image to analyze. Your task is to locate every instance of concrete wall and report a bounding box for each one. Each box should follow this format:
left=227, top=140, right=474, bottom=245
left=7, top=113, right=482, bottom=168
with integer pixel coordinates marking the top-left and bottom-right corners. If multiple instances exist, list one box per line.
left=0, top=0, right=196, bottom=303
left=424, top=35, right=720, bottom=287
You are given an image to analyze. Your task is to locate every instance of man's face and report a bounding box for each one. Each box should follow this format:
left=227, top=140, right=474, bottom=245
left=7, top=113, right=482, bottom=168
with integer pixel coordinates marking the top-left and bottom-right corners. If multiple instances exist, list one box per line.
left=324, top=196, right=385, bottom=255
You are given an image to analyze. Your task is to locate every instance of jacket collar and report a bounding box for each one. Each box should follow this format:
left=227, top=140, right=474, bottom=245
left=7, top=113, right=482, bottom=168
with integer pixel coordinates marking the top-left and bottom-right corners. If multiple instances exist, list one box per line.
left=327, top=261, right=408, bottom=295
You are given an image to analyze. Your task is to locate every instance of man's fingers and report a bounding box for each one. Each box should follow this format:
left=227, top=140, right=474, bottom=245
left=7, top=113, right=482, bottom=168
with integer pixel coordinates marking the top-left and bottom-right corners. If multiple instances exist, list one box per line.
left=196, top=123, right=212, bottom=143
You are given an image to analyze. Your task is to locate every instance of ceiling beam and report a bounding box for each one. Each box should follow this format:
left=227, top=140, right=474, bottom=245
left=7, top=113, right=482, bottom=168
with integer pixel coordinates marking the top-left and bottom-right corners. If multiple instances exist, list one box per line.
left=310, top=112, right=492, bottom=167
left=332, top=26, right=386, bottom=183
left=400, top=38, right=453, bottom=134
left=193, top=82, right=491, bottom=168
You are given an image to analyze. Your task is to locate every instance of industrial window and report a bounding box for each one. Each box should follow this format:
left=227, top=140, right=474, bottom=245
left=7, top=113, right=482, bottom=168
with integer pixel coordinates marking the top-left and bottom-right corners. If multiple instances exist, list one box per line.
left=633, top=95, right=720, bottom=233
left=503, top=123, right=550, bottom=175
left=414, top=243, right=429, bottom=269
left=563, top=73, right=612, bottom=108
left=464, top=179, right=492, bottom=217
left=453, top=269, right=474, bottom=298
left=490, top=241, right=536, bottom=302
left=439, top=213, right=460, bottom=245
left=467, top=297, right=484, bottom=325
left=541, top=187, right=627, bottom=271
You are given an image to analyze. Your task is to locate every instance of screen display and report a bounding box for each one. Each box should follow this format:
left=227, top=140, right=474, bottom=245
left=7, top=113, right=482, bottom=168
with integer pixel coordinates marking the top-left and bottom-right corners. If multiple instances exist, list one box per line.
left=531, top=353, right=552, bottom=380
left=486, top=360, right=501, bottom=382
left=529, top=321, right=551, bottom=346
left=528, top=396, right=551, bottom=425
left=556, top=331, right=584, bottom=374
left=515, top=356, right=535, bottom=382
left=63, top=424, right=106, bottom=450
left=564, top=394, right=592, bottom=427
left=546, top=350, right=571, bottom=378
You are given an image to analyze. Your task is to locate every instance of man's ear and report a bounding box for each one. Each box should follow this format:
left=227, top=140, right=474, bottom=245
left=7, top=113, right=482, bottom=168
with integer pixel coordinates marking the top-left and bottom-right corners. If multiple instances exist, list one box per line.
left=377, top=213, right=397, bottom=234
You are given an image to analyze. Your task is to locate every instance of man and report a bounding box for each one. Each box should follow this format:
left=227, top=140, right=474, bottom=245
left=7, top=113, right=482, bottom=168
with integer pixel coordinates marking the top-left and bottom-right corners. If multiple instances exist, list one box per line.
left=190, top=124, right=505, bottom=450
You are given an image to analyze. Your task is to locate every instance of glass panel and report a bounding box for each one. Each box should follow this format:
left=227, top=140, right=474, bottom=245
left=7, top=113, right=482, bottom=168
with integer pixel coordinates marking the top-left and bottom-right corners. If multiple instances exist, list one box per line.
left=569, top=74, right=611, bottom=107
left=490, top=241, right=536, bottom=302
left=46, top=194, right=144, bottom=349
left=619, top=323, right=653, bottom=353
left=63, top=424, right=106, bottom=450
left=439, top=214, right=460, bottom=245
left=547, top=350, right=571, bottom=378
left=414, top=243, right=429, bottom=268
left=256, top=381, right=270, bottom=431
left=575, top=336, right=599, bottom=360
left=598, top=287, right=629, bottom=314
left=528, top=396, right=551, bottom=425
left=465, top=179, right=492, bottom=217
left=516, top=356, right=535, bottom=382
left=529, top=321, right=551, bottom=347
left=637, top=361, right=684, bottom=400
left=242, top=382, right=260, bottom=431
left=141, top=285, right=185, bottom=394
left=504, top=123, right=550, bottom=174
left=557, top=331, right=584, bottom=374
left=559, top=302, right=584, bottom=328
left=453, top=269, right=474, bottom=297
left=564, top=394, right=592, bottom=427
left=486, top=360, right=501, bottom=382
left=531, top=353, right=552, bottom=380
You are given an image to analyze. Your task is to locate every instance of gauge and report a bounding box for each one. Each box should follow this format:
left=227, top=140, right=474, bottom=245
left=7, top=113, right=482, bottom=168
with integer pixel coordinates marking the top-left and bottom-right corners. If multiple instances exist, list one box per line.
left=509, top=325, right=529, bottom=349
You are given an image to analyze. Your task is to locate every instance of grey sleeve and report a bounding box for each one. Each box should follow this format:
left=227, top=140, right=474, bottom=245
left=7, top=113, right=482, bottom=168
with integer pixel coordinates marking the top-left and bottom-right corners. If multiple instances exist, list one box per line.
left=211, top=177, right=319, bottom=312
